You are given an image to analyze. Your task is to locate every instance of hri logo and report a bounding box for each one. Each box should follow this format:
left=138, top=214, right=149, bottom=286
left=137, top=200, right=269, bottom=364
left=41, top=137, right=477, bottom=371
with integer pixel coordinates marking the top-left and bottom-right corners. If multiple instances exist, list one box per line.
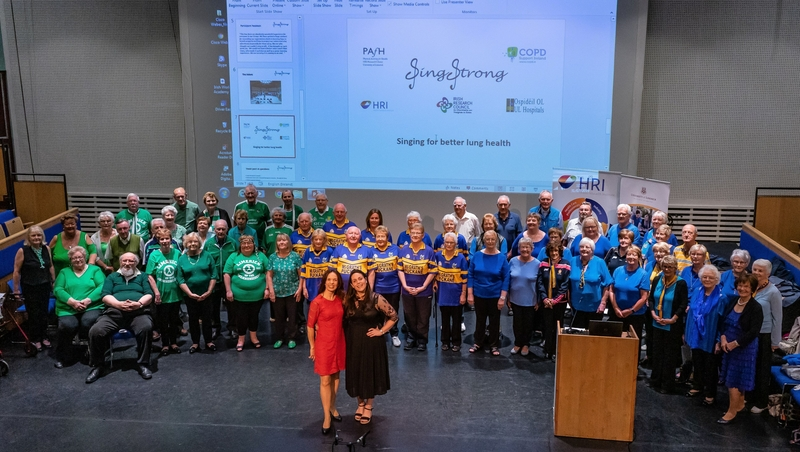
left=361, top=100, right=388, bottom=110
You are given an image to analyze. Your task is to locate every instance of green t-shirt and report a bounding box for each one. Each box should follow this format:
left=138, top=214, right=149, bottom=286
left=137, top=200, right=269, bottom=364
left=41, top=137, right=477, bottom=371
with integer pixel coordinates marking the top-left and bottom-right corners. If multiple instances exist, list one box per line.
left=176, top=251, right=218, bottom=295
left=52, top=232, right=97, bottom=277
left=116, top=209, right=153, bottom=242
left=309, top=207, right=334, bottom=230
left=53, top=265, right=106, bottom=316
left=145, top=248, right=183, bottom=304
left=223, top=251, right=271, bottom=302
left=283, top=204, right=304, bottom=229
left=268, top=252, right=302, bottom=297
left=173, top=200, right=202, bottom=233
left=234, top=200, right=271, bottom=239
left=262, top=225, right=293, bottom=256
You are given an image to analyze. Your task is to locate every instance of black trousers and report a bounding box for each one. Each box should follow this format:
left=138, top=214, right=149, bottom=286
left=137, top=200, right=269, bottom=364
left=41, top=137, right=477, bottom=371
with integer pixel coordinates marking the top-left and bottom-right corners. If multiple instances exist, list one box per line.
left=211, top=284, right=225, bottom=330
left=185, top=297, right=214, bottom=345
left=56, top=309, right=101, bottom=362
left=157, top=303, right=182, bottom=347
left=377, top=292, right=400, bottom=336
left=402, top=294, right=432, bottom=344
left=691, top=348, right=720, bottom=399
left=473, top=296, right=501, bottom=348
left=571, top=310, right=603, bottom=329
left=272, top=296, right=298, bottom=341
left=296, top=297, right=307, bottom=327
left=22, top=283, right=51, bottom=342
left=440, top=305, right=463, bottom=346
left=650, top=326, right=681, bottom=391
left=542, top=302, right=567, bottom=356
left=748, top=332, right=773, bottom=409
left=235, top=300, right=264, bottom=336
left=511, top=302, right=535, bottom=348
left=88, top=311, right=153, bottom=367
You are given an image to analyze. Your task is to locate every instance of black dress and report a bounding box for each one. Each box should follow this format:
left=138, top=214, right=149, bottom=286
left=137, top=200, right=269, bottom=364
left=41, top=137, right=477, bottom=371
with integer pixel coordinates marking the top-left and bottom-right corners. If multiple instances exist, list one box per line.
left=345, top=293, right=398, bottom=399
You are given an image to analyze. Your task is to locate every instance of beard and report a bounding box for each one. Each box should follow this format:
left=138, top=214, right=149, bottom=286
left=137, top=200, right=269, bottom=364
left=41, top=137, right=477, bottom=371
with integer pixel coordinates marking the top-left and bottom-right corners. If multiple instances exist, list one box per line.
left=120, top=267, right=136, bottom=278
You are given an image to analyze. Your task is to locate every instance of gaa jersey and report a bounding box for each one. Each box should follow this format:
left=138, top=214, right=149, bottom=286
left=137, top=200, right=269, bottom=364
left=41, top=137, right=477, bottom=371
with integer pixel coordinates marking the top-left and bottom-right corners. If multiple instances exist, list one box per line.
left=360, top=229, right=394, bottom=248
left=397, top=244, right=437, bottom=297
left=434, top=251, right=468, bottom=307
left=432, top=233, right=469, bottom=257
left=329, top=243, right=374, bottom=290
left=301, top=247, right=333, bottom=301
left=396, top=230, right=433, bottom=249
left=290, top=229, right=313, bottom=256
left=371, top=243, right=401, bottom=294
left=309, top=207, right=334, bottom=230
left=323, top=219, right=358, bottom=248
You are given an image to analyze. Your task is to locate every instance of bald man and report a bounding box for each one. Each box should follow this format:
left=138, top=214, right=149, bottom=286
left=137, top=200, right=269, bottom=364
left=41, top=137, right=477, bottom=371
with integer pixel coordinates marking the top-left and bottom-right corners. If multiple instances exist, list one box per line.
left=172, top=187, right=202, bottom=233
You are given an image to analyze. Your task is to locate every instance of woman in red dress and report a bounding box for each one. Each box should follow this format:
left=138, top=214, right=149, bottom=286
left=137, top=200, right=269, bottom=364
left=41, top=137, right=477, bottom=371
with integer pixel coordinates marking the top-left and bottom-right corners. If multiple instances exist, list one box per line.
left=307, top=269, right=346, bottom=435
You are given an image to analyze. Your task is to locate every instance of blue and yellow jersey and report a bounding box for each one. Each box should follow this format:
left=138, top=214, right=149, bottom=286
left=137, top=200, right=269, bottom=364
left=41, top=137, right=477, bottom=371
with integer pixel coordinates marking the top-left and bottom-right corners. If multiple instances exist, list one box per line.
left=397, top=244, right=438, bottom=297
left=290, top=229, right=313, bottom=256
left=323, top=219, right=357, bottom=248
left=301, top=246, right=333, bottom=301
left=361, top=228, right=393, bottom=248
left=372, top=243, right=401, bottom=294
left=329, top=243, right=374, bottom=290
left=434, top=251, right=468, bottom=307
left=433, top=233, right=469, bottom=258
left=396, top=230, right=433, bottom=249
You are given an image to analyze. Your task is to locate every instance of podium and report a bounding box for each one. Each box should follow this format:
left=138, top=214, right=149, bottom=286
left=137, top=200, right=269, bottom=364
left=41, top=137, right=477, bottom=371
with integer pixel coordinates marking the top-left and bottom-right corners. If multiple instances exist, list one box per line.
left=553, top=323, right=639, bottom=442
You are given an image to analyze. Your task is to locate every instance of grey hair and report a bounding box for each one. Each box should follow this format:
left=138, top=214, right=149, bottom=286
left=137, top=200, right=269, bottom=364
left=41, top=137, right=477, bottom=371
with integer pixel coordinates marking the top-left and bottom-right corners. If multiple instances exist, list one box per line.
left=161, top=205, right=177, bottom=216
left=126, top=193, right=139, bottom=201
left=689, top=244, right=707, bottom=255
left=270, top=206, right=286, bottom=217
left=539, top=190, right=552, bottom=198
left=617, top=204, right=632, bottom=215
left=698, top=264, right=720, bottom=282
left=578, top=237, right=596, bottom=252
left=97, top=211, right=115, bottom=222
left=652, top=210, right=667, bottom=221
left=752, top=259, right=773, bottom=274
left=518, top=237, right=534, bottom=249
left=407, top=211, right=421, bottom=220
left=443, top=232, right=457, bottom=242
left=497, top=195, right=510, bottom=204
left=442, top=214, right=457, bottom=225
left=730, top=249, right=751, bottom=264
left=68, top=246, right=88, bottom=260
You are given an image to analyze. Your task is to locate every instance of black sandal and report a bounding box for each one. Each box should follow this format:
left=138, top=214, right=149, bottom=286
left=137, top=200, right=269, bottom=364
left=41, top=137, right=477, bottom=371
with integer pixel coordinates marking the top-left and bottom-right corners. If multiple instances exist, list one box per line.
left=360, top=406, right=373, bottom=425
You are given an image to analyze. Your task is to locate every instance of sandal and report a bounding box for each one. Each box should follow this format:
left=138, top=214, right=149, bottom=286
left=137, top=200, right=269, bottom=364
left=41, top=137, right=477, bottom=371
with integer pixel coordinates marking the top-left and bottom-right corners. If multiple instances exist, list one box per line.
left=189, top=345, right=199, bottom=354
left=42, top=339, right=52, bottom=348
left=441, top=344, right=449, bottom=351
left=469, top=344, right=481, bottom=354
left=686, top=390, right=701, bottom=398
left=160, top=347, right=170, bottom=357
left=355, top=402, right=365, bottom=421
left=170, top=345, right=181, bottom=354
left=360, top=406, right=373, bottom=425
left=491, top=347, right=501, bottom=356
left=206, top=343, right=216, bottom=351
left=702, top=398, right=715, bottom=406
left=451, top=345, right=460, bottom=352
left=236, top=343, right=244, bottom=352
left=510, top=346, right=520, bottom=355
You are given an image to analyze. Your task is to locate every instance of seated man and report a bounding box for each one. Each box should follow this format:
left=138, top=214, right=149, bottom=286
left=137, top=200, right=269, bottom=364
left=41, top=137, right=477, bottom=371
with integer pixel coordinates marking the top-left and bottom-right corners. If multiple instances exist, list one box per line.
left=86, top=253, right=154, bottom=384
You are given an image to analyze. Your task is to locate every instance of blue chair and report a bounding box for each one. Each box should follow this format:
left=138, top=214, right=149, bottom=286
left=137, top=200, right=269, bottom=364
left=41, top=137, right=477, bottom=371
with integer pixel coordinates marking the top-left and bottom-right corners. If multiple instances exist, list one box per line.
left=107, top=329, right=137, bottom=369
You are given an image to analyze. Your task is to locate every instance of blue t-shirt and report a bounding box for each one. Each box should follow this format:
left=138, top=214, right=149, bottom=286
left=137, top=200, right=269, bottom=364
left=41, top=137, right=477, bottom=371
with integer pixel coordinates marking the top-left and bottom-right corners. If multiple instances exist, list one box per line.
left=396, top=230, right=433, bottom=249
left=606, top=223, right=641, bottom=248
left=570, top=235, right=612, bottom=260
left=468, top=252, right=510, bottom=299
left=611, top=265, right=650, bottom=315
left=360, top=229, right=393, bottom=248
left=372, top=244, right=401, bottom=294
left=228, top=225, right=259, bottom=249
left=433, top=233, right=468, bottom=257
left=397, top=244, right=437, bottom=297
left=510, top=232, right=549, bottom=258
left=300, top=247, right=333, bottom=301
left=508, top=257, right=540, bottom=307
left=434, top=251, right=468, bottom=307
left=569, top=256, right=613, bottom=313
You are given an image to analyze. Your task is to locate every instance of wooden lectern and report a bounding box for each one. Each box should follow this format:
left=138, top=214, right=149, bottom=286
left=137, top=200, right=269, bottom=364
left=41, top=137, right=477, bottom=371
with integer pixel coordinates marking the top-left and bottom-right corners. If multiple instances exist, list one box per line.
left=553, top=322, right=639, bottom=442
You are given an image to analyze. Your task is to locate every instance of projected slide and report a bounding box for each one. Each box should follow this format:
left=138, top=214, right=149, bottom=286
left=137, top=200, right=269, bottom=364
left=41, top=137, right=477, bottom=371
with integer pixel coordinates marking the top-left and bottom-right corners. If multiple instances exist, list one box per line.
left=201, top=0, right=618, bottom=195
left=347, top=19, right=564, bottom=180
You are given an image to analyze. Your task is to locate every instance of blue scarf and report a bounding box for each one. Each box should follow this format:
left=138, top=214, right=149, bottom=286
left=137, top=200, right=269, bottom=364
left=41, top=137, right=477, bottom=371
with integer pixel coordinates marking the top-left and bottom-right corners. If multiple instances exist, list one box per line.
left=689, top=285, right=722, bottom=343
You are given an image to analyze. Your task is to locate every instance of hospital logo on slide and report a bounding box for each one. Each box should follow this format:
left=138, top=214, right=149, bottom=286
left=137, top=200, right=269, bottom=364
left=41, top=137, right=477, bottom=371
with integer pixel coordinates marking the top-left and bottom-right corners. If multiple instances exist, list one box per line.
left=558, top=175, right=577, bottom=189
left=505, top=46, right=547, bottom=63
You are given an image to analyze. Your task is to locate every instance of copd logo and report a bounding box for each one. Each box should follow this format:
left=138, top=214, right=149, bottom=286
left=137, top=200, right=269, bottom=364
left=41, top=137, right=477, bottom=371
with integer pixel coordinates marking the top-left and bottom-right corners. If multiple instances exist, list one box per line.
left=506, top=46, right=547, bottom=62
left=558, top=175, right=577, bottom=189
left=361, top=101, right=371, bottom=109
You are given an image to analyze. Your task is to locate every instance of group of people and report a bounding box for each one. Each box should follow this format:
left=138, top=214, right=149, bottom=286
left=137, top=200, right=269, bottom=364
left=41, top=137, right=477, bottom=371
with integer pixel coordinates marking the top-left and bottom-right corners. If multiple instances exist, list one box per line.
left=10, top=186, right=783, bottom=428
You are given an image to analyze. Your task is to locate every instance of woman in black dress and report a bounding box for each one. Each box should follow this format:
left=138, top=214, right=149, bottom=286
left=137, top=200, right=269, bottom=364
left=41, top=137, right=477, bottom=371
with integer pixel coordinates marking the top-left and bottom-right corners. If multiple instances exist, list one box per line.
left=343, top=270, right=398, bottom=425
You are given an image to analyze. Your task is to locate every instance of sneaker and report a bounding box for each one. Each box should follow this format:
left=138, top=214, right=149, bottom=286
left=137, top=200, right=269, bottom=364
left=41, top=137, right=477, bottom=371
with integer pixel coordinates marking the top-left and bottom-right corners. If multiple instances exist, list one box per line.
left=392, top=336, right=401, bottom=347
left=461, top=322, right=466, bottom=332
left=287, top=341, right=296, bottom=349
left=751, top=406, right=766, bottom=414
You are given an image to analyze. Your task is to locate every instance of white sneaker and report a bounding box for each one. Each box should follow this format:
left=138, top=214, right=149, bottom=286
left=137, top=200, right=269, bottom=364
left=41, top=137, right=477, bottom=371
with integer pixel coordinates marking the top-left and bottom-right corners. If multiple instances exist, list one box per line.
left=461, top=322, right=466, bottom=332
left=750, top=406, right=766, bottom=414
left=392, top=336, right=401, bottom=347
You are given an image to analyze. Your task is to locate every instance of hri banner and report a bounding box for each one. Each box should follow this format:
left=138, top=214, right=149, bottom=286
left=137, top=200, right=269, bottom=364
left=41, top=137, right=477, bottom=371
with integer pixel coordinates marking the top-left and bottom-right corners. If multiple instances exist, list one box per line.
left=551, top=168, right=621, bottom=234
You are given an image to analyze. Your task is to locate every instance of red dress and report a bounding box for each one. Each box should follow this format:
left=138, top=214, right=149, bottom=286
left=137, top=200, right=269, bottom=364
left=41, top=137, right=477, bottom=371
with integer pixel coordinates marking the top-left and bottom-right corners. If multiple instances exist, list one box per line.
left=307, top=294, right=346, bottom=375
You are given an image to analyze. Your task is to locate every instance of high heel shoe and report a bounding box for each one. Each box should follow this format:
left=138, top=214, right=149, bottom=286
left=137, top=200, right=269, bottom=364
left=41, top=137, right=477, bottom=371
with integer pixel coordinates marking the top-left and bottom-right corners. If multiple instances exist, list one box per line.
left=321, top=417, right=332, bottom=435
left=330, top=411, right=342, bottom=422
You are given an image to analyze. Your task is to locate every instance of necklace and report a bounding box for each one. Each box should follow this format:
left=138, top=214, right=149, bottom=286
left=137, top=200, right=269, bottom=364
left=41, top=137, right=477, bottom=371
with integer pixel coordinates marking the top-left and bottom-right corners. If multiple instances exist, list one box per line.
left=737, top=298, right=747, bottom=306
left=187, top=254, right=200, bottom=265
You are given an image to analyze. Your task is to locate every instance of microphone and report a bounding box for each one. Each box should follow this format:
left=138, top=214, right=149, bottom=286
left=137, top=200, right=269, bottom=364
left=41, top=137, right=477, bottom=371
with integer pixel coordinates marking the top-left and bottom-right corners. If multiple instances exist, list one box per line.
left=356, top=430, right=371, bottom=447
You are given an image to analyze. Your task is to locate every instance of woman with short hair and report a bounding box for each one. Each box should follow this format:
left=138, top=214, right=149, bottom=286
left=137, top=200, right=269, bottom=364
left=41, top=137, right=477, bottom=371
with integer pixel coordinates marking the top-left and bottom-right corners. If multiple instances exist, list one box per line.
left=568, top=237, right=613, bottom=328
left=162, top=205, right=186, bottom=244
left=569, top=217, right=612, bottom=260
left=434, top=232, right=468, bottom=352
left=748, top=259, right=783, bottom=414
left=53, top=246, right=105, bottom=368
left=90, top=211, right=117, bottom=273
left=433, top=214, right=468, bottom=256
left=537, top=227, right=572, bottom=261
left=12, top=226, right=55, bottom=351
left=177, top=232, right=218, bottom=353
left=680, top=244, right=708, bottom=296
left=146, top=228, right=183, bottom=355
left=685, top=265, right=725, bottom=405
left=510, top=212, right=547, bottom=259
left=371, top=225, right=403, bottom=347
left=508, top=237, right=540, bottom=356
left=267, top=233, right=303, bottom=349
left=202, top=191, right=232, bottom=229
left=719, top=249, right=750, bottom=303
left=224, top=234, right=271, bottom=351
left=195, top=215, right=212, bottom=245
left=229, top=209, right=259, bottom=248
left=607, top=246, right=650, bottom=336
left=646, top=255, right=689, bottom=394
left=471, top=213, right=510, bottom=259
left=467, top=230, right=510, bottom=356
left=605, top=229, right=635, bottom=275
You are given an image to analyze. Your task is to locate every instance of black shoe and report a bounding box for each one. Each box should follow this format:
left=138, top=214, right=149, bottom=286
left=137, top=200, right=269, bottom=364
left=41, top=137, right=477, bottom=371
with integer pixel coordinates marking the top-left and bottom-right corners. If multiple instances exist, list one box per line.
left=138, top=365, right=152, bottom=380
left=330, top=411, right=342, bottom=422
left=716, top=415, right=736, bottom=425
left=54, top=361, right=64, bottom=369
left=507, top=309, right=514, bottom=317
left=417, top=343, right=427, bottom=351
left=85, top=366, right=103, bottom=384
left=404, top=340, right=417, bottom=350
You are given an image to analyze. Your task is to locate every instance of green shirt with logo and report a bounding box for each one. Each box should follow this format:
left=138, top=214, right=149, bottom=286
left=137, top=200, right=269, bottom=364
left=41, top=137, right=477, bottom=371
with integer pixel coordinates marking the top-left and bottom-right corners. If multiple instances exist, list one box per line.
left=116, top=208, right=153, bottom=242
left=309, top=207, right=334, bottom=231
left=145, top=248, right=182, bottom=304
left=223, top=251, right=271, bottom=302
